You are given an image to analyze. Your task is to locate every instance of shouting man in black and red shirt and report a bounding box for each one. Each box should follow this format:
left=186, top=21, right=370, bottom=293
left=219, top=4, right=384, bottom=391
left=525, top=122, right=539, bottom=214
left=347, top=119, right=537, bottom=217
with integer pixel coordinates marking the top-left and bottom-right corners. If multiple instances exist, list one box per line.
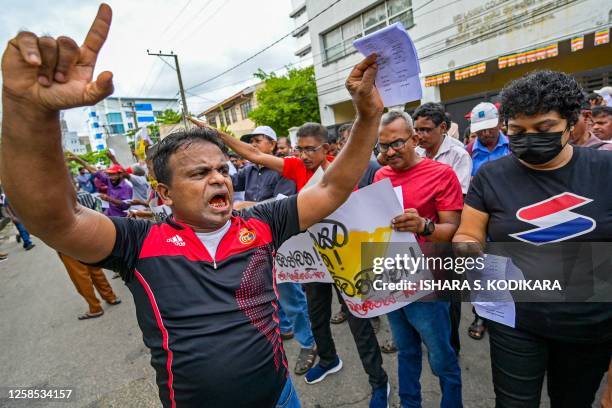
left=0, top=4, right=384, bottom=408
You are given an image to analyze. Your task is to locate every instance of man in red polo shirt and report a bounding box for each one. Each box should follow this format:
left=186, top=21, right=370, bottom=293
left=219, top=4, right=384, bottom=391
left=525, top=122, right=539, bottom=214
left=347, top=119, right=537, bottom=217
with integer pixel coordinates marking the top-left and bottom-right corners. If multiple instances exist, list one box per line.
left=0, top=4, right=387, bottom=407
left=373, top=110, right=463, bottom=407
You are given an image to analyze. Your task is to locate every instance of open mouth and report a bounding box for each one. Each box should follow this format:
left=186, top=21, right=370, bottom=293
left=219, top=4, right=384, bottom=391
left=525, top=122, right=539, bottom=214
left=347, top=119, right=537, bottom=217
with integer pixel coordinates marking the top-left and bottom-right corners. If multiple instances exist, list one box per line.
left=208, top=193, right=230, bottom=211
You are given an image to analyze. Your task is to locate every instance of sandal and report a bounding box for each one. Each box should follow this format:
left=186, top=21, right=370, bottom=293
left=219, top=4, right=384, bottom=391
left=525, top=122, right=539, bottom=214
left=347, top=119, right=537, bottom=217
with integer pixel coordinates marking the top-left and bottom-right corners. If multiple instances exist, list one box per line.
left=468, top=316, right=486, bottom=340
left=330, top=310, right=348, bottom=324
left=106, top=298, right=122, bottom=305
left=380, top=338, right=397, bottom=354
left=78, top=311, right=104, bottom=320
left=294, top=347, right=317, bottom=375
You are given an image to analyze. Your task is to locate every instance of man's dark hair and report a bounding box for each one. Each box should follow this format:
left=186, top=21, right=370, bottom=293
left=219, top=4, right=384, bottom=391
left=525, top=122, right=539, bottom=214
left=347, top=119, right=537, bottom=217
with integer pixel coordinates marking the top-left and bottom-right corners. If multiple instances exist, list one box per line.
left=78, top=166, right=85, bottom=172
left=337, top=122, right=353, bottom=137
left=145, top=143, right=159, bottom=160
left=592, top=106, right=612, bottom=118
left=412, top=102, right=447, bottom=127
left=153, top=128, right=225, bottom=186
left=500, top=70, right=584, bottom=126
left=587, top=92, right=602, bottom=102
left=297, top=122, right=328, bottom=143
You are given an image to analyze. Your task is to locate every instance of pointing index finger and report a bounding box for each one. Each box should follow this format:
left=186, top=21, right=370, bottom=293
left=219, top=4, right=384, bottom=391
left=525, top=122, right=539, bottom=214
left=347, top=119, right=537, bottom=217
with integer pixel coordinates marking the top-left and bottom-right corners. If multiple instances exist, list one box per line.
left=78, top=3, right=112, bottom=66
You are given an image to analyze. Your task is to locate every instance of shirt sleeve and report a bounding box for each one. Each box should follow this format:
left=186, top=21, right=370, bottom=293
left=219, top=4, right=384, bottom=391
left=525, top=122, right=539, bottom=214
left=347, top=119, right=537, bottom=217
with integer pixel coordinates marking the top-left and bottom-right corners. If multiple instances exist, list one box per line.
left=464, top=169, right=488, bottom=212
left=435, top=167, right=464, bottom=212
left=240, top=194, right=301, bottom=249
left=281, top=157, right=304, bottom=185
left=451, top=149, right=473, bottom=195
left=88, top=217, right=152, bottom=282
left=231, top=167, right=247, bottom=192
left=115, top=185, right=133, bottom=210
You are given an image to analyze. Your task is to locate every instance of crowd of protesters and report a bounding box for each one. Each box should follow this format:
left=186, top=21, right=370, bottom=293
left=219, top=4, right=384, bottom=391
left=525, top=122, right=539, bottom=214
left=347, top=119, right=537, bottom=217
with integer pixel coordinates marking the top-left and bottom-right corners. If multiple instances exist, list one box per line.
left=0, top=4, right=611, bottom=408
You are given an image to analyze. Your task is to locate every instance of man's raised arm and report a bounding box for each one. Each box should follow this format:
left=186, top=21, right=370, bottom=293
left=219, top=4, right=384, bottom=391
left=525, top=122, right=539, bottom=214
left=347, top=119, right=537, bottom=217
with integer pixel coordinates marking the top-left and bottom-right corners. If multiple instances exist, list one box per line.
left=297, top=54, right=383, bottom=230
left=188, top=117, right=284, bottom=174
left=0, top=4, right=117, bottom=263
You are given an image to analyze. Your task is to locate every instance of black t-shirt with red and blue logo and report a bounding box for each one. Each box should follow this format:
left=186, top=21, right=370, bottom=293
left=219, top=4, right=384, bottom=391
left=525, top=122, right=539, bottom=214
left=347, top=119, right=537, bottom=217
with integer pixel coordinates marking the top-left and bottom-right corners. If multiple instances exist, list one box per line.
left=94, top=195, right=301, bottom=407
left=466, top=147, right=612, bottom=343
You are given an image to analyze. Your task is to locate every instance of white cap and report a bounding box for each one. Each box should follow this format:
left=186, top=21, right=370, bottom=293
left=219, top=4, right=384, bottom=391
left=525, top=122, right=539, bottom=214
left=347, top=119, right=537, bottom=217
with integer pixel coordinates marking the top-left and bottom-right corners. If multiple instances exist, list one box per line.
left=241, top=126, right=277, bottom=142
left=470, top=102, right=499, bottom=133
left=595, top=87, right=612, bottom=106
left=594, top=86, right=612, bottom=96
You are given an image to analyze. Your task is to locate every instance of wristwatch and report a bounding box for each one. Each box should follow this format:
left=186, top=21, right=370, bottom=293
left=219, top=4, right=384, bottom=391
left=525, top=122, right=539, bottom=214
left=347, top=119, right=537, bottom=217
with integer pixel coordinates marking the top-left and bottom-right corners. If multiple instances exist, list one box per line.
left=420, top=218, right=435, bottom=237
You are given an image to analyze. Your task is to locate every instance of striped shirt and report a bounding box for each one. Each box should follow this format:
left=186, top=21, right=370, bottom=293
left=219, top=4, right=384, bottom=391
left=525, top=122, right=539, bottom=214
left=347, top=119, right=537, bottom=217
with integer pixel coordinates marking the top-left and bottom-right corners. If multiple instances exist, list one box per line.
left=77, top=191, right=101, bottom=212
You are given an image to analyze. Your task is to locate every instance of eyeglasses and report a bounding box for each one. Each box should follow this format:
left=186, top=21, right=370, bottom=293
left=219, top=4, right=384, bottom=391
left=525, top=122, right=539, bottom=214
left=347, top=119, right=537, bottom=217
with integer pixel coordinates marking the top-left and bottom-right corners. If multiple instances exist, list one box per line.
left=414, top=127, right=436, bottom=135
left=377, top=139, right=408, bottom=153
left=295, top=145, right=324, bottom=155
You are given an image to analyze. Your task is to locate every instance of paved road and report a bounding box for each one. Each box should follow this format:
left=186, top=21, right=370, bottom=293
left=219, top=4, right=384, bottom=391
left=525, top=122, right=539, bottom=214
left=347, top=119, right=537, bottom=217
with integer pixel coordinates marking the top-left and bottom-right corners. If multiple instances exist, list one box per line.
left=0, top=226, right=606, bottom=407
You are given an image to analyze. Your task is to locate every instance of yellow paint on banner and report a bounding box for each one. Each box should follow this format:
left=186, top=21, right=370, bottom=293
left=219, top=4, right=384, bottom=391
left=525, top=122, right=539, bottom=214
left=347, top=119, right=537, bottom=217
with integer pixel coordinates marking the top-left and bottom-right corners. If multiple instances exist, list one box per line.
left=313, top=226, right=392, bottom=300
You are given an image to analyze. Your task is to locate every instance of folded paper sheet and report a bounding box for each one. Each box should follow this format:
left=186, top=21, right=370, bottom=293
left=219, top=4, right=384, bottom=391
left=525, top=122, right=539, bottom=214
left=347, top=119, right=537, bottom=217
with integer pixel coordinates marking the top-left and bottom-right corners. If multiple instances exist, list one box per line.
left=353, top=22, right=422, bottom=106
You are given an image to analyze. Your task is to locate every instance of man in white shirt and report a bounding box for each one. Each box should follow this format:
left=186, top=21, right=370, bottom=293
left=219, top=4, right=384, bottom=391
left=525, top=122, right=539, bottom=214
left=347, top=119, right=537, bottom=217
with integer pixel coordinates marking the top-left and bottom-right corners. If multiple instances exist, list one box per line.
left=413, top=103, right=472, bottom=194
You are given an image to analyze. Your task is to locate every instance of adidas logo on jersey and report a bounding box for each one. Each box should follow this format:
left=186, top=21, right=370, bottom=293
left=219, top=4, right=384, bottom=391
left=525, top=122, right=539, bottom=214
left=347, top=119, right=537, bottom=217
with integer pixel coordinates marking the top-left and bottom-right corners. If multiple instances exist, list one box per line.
left=166, top=235, right=186, bottom=247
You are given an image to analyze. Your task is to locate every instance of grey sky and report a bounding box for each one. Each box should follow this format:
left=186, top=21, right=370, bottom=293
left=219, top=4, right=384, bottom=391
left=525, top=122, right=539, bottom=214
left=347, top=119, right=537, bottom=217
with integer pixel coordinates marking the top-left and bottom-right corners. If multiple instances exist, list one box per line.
left=0, top=0, right=299, bottom=132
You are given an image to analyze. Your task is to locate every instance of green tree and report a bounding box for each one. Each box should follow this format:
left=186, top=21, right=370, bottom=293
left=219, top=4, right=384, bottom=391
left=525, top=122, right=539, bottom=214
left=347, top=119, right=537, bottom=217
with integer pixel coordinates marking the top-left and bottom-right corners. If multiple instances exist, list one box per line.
left=248, top=66, right=320, bottom=136
left=65, top=149, right=110, bottom=173
left=156, top=109, right=182, bottom=124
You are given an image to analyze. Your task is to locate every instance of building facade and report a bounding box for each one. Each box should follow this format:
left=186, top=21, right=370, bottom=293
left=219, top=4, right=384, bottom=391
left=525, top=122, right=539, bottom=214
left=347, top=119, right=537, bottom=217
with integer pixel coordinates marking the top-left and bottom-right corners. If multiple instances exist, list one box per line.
left=290, top=0, right=314, bottom=65
left=304, top=0, right=612, bottom=134
left=198, top=84, right=262, bottom=138
left=84, top=97, right=178, bottom=151
left=61, top=112, right=88, bottom=154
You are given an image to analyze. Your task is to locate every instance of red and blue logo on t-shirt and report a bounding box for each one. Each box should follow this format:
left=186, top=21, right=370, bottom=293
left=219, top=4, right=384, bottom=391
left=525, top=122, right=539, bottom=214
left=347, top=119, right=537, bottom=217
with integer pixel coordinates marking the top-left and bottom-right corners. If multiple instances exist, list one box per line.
left=511, top=193, right=596, bottom=245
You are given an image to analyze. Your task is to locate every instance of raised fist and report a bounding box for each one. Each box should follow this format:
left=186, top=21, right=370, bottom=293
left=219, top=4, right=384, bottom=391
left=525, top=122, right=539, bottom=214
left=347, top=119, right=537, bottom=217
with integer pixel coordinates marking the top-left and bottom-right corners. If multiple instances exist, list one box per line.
left=345, top=54, right=384, bottom=119
left=1, top=3, right=114, bottom=113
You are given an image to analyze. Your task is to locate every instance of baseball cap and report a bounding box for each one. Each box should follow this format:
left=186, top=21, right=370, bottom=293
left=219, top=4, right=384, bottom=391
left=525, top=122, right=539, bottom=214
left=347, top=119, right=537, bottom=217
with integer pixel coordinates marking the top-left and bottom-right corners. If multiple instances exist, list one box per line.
left=240, top=126, right=277, bottom=143
left=470, top=102, right=499, bottom=133
left=594, top=86, right=612, bottom=106
left=105, top=164, right=125, bottom=174
left=594, top=86, right=612, bottom=97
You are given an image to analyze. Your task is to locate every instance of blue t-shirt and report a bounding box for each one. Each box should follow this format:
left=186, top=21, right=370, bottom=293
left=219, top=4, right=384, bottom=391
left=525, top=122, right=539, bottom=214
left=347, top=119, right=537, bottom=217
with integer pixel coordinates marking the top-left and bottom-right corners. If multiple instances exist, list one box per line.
left=471, top=132, right=510, bottom=176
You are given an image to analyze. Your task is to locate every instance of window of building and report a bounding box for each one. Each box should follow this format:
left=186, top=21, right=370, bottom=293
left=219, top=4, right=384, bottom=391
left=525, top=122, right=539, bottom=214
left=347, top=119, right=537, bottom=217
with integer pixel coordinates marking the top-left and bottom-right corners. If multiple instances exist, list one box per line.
left=128, top=122, right=134, bottom=129
left=125, top=111, right=134, bottom=118
left=207, top=115, right=217, bottom=127
left=231, top=106, right=238, bottom=123
left=95, top=133, right=103, bottom=139
left=241, top=101, right=253, bottom=119
left=106, top=112, right=123, bottom=123
left=322, top=0, right=414, bottom=64
left=224, top=109, right=232, bottom=125
left=363, top=3, right=386, bottom=34
left=154, top=110, right=163, bottom=117
left=109, top=124, right=125, bottom=134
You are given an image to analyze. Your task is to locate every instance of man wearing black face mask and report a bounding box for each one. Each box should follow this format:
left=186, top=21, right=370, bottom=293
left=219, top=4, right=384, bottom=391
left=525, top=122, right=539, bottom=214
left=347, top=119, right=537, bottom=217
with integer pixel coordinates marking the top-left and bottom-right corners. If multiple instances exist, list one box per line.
left=454, top=70, right=612, bottom=407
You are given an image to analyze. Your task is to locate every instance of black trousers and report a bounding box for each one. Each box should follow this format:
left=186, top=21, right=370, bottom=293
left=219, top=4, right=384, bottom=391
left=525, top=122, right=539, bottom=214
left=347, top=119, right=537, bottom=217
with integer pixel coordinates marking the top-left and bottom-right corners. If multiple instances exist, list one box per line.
left=488, top=320, right=611, bottom=408
left=304, top=282, right=388, bottom=389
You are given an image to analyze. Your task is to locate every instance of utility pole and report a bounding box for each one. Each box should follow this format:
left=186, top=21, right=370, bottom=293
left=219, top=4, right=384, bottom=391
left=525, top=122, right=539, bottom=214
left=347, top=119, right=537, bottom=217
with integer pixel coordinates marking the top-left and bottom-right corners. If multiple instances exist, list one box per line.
left=146, top=50, right=189, bottom=128
left=122, top=101, right=139, bottom=129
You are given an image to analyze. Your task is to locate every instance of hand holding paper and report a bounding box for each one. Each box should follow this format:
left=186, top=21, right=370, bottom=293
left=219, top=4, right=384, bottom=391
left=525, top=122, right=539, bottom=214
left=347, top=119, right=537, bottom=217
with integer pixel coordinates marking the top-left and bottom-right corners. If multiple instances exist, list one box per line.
left=353, top=23, right=422, bottom=106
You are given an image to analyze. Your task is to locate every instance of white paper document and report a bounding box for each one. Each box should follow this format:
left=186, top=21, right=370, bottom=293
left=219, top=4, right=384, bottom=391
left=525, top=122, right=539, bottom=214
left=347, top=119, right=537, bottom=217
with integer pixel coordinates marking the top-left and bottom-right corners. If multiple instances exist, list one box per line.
left=353, top=22, right=422, bottom=106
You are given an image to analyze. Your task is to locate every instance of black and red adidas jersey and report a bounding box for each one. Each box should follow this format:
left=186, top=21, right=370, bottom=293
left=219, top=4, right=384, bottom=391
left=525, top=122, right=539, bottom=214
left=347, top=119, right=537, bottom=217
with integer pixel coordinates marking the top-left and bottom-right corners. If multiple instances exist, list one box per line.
left=94, top=195, right=301, bottom=407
